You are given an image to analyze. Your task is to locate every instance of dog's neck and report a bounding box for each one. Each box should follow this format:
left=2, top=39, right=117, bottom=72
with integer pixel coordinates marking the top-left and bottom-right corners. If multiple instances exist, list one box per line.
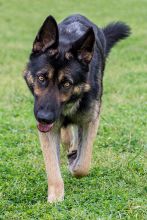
left=62, top=99, right=81, bottom=116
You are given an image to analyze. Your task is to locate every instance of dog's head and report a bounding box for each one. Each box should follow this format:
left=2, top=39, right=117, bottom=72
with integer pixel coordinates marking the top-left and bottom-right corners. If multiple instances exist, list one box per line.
left=24, top=16, right=95, bottom=132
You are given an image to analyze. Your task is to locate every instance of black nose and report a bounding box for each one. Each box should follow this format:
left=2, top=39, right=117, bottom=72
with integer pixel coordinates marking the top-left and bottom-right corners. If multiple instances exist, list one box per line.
left=37, top=111, right=55, bottom=124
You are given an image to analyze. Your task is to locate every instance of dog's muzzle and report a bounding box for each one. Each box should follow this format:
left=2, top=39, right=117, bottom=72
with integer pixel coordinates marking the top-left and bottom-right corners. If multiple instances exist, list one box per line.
left=36, top=111, right=55, bottom=132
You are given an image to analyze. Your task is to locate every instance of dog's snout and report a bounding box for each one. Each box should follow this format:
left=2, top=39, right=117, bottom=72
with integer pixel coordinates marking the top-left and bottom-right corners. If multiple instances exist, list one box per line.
left=37, top=111, right=55, bottom=124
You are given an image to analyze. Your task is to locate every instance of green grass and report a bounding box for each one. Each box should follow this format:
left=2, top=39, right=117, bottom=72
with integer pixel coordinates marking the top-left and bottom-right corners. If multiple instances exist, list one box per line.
left=0, top=0, right=147, bottom=219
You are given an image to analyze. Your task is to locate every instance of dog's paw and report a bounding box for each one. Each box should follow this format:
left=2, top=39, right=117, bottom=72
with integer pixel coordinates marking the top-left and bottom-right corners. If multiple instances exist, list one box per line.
left=47, top=194, right=64, bottom=203
left=69, top=161, right=90, bottom=178
left=47, top=182, right=64, bottom=203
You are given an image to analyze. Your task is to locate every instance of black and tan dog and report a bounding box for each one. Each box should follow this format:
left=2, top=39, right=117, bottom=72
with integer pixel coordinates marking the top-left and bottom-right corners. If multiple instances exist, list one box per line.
left=24, top=14, right=130, bottom=202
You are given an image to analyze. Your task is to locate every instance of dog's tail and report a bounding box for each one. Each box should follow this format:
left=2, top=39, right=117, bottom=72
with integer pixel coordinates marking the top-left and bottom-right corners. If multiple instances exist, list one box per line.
left=103, top=22, right=131, bottom=56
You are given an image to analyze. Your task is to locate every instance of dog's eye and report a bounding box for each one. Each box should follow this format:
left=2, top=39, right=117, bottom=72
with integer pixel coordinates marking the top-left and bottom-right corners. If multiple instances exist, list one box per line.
left=63, top=81, right=71, bottom=88
left=38, top=75, right=45, bottom=82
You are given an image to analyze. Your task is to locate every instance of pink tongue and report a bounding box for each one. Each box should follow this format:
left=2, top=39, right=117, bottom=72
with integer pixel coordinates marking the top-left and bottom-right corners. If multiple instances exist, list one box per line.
left=37, top=123, right=53, bottom=132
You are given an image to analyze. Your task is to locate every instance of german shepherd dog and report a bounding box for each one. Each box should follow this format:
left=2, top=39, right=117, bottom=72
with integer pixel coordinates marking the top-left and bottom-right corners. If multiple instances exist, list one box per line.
left=24, top=14, right=130, bottom=202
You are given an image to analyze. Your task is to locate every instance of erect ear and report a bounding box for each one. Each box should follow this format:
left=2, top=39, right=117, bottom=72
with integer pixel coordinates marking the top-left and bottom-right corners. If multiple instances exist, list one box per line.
left=32, top=15, right=59, bottom=55
left=70, top=27, right=95, bottom=64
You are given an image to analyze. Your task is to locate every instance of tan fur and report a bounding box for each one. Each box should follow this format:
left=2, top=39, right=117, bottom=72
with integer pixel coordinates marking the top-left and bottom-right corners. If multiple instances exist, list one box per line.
left=73, top=86, right=81, bottom=94
left=33, top=42, right=43, bottom=52
left=83, top=83, right=91, bottom=92
left=80, top=51, right=93, bottom=63
left=73, top=83, right=91, bottom=95
left=65, top=52, right=73, bottom=60
left=58, top=71, right=65, bottom=82
left=34, top=83, right=44, bottom=96
left=60, top=91, right=72, bottom=102
left=48, top=69, right=54, bottom=79
left=61, top=126, right=78, bottom=153
left=58, top=68, right=71, bottom=82
left=25, top=71, right=34, bottom=85
left=23, top=68, right=28, bottom=77
left=38, top=131, right=64, bottom=203
left=61, top=127, right=72, bottom=150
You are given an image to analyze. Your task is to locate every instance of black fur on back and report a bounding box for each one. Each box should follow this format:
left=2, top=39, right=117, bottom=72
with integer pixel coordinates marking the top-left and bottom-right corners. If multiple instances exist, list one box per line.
left=103, top=22, right=131, bottom=56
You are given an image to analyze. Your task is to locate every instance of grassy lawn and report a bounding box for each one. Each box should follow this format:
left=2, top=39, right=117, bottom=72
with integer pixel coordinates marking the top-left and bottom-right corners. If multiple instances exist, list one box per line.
left=0, top=0, right=147, bottom=219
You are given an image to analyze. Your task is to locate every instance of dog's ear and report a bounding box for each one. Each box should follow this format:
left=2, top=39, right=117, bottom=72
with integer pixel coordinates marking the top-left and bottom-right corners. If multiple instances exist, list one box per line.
left=32, top=15, right=59, bottom=55
left=70, top=27, right=95, bottom=64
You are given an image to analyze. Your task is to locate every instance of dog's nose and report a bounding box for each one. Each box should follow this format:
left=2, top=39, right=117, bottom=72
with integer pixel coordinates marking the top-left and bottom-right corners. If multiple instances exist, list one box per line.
left=37, top=111, right=55, bottom=124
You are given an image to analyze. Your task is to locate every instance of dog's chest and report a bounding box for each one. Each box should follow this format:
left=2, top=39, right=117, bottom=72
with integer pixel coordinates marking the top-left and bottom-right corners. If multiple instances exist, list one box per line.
left=62, top=100, right=80, bottom=116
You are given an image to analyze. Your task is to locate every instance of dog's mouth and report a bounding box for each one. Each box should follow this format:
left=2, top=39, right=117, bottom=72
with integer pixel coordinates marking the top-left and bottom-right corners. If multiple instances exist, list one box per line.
left=37, top=122, right=54, bottom=133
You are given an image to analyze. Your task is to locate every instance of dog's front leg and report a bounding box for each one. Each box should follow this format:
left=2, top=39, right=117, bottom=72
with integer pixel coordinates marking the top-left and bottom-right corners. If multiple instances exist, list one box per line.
left=69, top=116, right=100, bottom=178
left=38, top=130, right=64, bottom=203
